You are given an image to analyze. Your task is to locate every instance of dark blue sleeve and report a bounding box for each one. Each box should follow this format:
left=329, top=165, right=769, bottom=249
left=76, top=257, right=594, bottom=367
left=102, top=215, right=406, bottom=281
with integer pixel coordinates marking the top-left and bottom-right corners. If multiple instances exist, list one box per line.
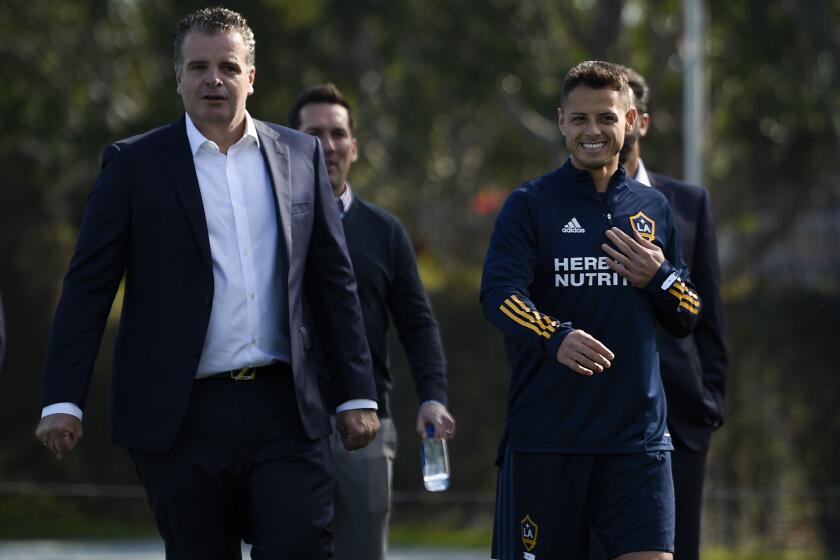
left=643, top=202, right=702, bottom=338
left=42, top=144, right=131, bottom=409
left=304, top=139, right=377, bottom=405
left=689, top=188, right=728, bottom=421
left=0, top=290, right=5, bottom=371
left=386, top=220, right=447, bottom=405
left=480, top=190, right=573, bottom=360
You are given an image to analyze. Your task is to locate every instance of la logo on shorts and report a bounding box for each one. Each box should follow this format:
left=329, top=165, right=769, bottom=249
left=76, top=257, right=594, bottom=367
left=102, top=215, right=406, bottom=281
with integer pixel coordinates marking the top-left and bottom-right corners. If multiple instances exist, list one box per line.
left=520, top=514, right=538, bottom=557
left=629, top=211, right=656, bottom=242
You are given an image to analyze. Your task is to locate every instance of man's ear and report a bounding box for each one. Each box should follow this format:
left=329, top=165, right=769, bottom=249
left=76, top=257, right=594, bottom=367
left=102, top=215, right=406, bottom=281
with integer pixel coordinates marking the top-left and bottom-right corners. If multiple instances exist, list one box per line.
left=351, top=137, right=359, bottom=162
left=248, top=66, right=256, bottom=96
left=175, top=70, right=182, bottom=96
left=557, top=107, right=566, bottom=135
left=624, top=105, right=638, bottom=132
left=637, top=113, right=651, bottom=138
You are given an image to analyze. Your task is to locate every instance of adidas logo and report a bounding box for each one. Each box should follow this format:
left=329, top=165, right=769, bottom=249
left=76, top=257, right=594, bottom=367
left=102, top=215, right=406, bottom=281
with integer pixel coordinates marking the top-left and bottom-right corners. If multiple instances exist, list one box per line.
left=562, top=217, right=585, bottom=233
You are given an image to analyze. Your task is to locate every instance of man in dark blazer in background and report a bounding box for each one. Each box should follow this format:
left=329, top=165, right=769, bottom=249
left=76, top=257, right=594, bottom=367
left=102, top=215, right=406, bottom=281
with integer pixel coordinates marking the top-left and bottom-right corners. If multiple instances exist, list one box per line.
left=613, top=67, right=728, bottom=560
left=0, top=290, right=5, bottom=371
left=289, top=83, right=457, bottom=560
left=34, top=7, right=378, bottom=559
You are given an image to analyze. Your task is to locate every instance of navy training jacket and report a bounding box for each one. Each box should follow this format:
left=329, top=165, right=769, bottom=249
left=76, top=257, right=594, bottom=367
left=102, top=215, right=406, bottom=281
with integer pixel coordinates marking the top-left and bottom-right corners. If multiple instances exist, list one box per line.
left=481, top=159, right=700, bottom=454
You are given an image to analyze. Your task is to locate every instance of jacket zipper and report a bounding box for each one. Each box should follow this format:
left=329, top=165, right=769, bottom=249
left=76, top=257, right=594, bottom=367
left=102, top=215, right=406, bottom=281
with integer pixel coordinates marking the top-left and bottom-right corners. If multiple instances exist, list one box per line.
left=601, top=189, right=613, bottom=227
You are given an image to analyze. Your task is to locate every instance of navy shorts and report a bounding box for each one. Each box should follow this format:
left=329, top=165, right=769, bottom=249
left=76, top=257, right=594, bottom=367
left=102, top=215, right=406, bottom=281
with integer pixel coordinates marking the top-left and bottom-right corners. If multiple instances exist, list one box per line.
left=492, top=451, right=674, bottom=559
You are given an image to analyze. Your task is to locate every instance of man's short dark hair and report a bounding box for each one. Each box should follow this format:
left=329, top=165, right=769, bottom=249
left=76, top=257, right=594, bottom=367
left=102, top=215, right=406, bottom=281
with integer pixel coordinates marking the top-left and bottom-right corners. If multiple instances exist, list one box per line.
left=621, top=66, right=650, bottom=115
left=561, top=60, right=630, bottom=108
left=174, top=7, right=255, bottom=69
left=288, top=83, right=355, bottom=132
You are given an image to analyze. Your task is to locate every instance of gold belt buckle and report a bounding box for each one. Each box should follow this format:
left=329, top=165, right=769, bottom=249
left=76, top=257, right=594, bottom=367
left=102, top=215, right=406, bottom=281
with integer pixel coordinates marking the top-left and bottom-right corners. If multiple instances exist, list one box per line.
left=230, top=367, right=256, bottom=381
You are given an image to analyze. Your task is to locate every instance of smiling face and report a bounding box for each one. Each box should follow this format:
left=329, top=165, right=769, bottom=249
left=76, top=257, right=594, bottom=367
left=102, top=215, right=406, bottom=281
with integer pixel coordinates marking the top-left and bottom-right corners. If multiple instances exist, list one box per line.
left=175, top=30, right=255, bottom=137
left=297, top=102, right=358, bottom=195
left=558, top=85, right=636, bottom=174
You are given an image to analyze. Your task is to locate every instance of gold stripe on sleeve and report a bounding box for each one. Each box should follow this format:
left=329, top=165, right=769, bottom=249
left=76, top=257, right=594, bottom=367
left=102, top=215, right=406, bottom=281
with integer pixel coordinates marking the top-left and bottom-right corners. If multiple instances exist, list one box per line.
left=499, top=305, right=551, bottom=339
left=510, top=295, right=557, bottom=332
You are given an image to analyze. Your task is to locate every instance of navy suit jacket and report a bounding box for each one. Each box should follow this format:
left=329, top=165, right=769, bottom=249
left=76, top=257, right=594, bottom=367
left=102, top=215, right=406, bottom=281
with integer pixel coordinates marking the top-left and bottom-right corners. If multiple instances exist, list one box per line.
left=0, top=290, right=5, bottom=371
left=42, top=116, right=376, bottom=452
left=651, top=172, right=728, bottom=451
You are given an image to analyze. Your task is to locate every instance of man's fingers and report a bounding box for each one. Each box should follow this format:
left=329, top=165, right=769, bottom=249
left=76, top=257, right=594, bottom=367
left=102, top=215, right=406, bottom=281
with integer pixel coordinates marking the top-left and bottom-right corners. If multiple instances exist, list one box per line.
left=337, top=409, right=379, bottom=451
left=570, top=360, right=595, bottom=376
left=601, top=243, right=627, bottom=264
left=630, top=226, right=657, bottom=249
left=53, top=432, right=77, bottom=458
left=605, top=228, right=639, bottom=255
left=37, top=415, right=83, bottom=460
left=416, top=404, right=456, bottom=439
left=557, top=330, right=615, bottom=376
left=580, top=336, right=615, bottom=361
left=571, top=351, right=605, bottom=373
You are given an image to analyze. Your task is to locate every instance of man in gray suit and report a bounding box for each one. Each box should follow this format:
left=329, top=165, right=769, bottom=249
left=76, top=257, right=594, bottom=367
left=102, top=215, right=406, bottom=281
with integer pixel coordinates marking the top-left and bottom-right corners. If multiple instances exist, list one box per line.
left=35, top=7, right=378, bottom=559
left=290, top=83, right=456, bottom=560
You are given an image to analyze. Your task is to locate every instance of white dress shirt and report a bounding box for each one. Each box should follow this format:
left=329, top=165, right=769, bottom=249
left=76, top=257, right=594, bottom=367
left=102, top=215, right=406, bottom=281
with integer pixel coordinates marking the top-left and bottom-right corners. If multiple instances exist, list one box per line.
left=186, top=112, right=290, bottom=376
left=634, top=158, right=652, bottom=187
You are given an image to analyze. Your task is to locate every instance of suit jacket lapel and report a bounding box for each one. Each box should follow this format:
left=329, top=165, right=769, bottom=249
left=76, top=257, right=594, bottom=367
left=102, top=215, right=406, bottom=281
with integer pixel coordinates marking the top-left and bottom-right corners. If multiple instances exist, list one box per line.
left=254, top=120, right=293, bottom=261
left=158, top=117, right=212, bottom=266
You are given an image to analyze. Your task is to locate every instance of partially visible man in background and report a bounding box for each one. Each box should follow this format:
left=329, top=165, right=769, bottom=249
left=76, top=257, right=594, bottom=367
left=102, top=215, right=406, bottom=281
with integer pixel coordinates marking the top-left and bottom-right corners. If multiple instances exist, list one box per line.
left=289, top=83, right=456, bottom=560
left=606, top=66, right=728, bottom=560
left=0, top=290, right=5, bottom=371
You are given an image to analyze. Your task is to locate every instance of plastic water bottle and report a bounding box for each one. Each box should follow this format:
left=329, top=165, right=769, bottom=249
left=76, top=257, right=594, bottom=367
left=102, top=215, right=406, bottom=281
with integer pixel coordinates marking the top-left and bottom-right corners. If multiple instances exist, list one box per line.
left=421, top=424, right=450, bottom=492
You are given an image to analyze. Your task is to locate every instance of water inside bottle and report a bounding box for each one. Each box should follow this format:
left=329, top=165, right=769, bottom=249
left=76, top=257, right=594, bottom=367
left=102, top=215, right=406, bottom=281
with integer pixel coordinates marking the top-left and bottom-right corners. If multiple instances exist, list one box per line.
left=421, top=424, right=450, bottom=492
left=423, top=472, right=450, bottom=492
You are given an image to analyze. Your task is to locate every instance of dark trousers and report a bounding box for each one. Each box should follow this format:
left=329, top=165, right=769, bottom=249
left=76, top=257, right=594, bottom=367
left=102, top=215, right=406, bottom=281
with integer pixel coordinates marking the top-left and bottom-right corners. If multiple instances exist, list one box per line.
left=130, top=366, right=334, bottom=560
left=671, top=441, right=708, bottom=560
left=589, top=440, right=709, bottom=560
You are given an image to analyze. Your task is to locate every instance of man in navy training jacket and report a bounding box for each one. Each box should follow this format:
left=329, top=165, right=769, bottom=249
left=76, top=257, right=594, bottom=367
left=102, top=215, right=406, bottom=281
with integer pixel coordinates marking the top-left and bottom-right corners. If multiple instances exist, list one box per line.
left=482, top=60, right=701, bottom=560
left=289, top=83, right=456, bottom=560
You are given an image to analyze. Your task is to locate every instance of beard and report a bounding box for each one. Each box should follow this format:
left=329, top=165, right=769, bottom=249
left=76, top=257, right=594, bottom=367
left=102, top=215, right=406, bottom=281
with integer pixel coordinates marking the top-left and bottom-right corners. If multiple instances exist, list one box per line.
left=619, top=130, right=640, bottom=165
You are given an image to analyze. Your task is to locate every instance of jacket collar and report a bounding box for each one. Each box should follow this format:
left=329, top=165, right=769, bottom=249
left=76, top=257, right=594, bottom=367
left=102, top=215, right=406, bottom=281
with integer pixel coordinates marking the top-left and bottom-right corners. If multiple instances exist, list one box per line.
left=560, top=157, right=628, bottom=199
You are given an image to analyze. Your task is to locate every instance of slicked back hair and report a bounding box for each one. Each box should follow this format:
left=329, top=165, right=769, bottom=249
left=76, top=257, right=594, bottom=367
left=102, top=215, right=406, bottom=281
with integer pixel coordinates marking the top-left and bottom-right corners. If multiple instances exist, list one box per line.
left=621, top=66, right=650, bottom=115
left=288, top=83, right=355, bottom=132
left=561, top=60, right=631, bottom=108
left=174, top=7, right=256, bottom=70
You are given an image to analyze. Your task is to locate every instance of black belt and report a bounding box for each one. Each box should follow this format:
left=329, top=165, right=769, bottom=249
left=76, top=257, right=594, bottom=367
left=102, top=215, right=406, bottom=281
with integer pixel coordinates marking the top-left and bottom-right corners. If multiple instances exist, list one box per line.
left=202, top=362, right=289, bottom=381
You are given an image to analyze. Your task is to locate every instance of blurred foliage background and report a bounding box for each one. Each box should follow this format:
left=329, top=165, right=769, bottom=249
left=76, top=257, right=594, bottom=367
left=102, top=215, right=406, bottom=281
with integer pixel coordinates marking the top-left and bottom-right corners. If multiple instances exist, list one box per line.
left=1, top=0, right=839, bottom=556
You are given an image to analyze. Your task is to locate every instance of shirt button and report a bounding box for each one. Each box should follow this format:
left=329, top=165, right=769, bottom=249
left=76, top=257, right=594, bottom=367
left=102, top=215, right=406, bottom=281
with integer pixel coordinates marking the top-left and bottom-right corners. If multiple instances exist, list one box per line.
left=244, top=250, right=250, bottom=256
left=251, top=338, right=256, bottom=345
left=250, top=294, right=255, bottom=300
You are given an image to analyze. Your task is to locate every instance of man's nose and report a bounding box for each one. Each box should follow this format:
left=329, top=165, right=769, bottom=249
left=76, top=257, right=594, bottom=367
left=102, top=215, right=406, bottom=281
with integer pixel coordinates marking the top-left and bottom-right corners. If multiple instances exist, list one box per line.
left=584, top=119, right=601, bottom=135
left=205, top=70, right=223, bottom=87
left=320, top=134, right=335, bottom=152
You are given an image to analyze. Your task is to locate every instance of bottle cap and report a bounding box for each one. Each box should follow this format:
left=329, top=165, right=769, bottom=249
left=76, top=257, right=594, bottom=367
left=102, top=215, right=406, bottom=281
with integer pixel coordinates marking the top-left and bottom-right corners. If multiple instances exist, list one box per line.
left=425, top=424, right=435, bottom=438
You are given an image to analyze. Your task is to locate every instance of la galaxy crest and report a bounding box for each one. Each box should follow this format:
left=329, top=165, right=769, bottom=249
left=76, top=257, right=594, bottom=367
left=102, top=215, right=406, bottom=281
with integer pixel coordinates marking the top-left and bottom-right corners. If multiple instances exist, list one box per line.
left=520, top=515, right=538, bottom=553
left=629, top=211, right=656, bottom=242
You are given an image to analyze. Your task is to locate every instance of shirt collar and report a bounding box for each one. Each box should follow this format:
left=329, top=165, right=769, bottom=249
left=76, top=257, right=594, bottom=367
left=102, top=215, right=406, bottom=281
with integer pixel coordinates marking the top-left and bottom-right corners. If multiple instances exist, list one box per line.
left=634, top=158, right=652, bottom=187
left=337, top=182, right=354, bottom=212
left=185, top=111, right=260, bottom=156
